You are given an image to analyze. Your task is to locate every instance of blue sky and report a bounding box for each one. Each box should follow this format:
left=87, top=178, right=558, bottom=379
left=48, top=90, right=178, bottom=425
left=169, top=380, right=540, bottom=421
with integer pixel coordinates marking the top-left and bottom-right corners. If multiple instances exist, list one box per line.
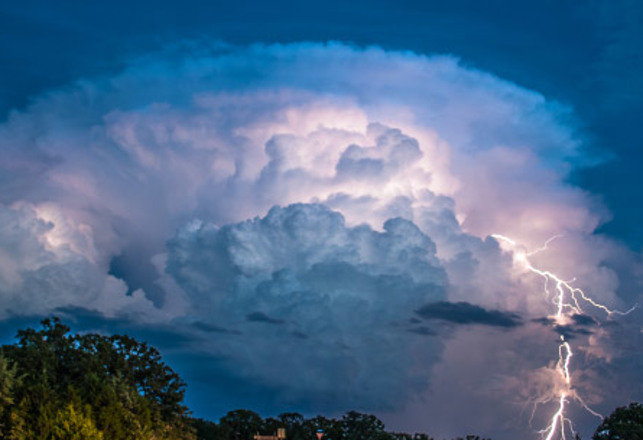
left=0, top=2, right=642, bottom=439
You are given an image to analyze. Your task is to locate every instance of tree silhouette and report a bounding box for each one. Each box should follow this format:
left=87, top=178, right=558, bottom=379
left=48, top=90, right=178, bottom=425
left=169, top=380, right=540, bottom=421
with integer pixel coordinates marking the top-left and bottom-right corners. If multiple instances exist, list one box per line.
left=218, top=409, right=264, bottom=440
left=341, top=411, right=388, bottom=440
left=594, top=402, right=643, bottom=440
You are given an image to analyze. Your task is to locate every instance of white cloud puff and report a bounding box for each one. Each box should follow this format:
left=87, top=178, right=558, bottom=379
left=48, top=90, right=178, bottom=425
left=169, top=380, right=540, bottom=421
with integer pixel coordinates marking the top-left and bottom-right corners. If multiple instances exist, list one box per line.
left=0, top=203, right=155, bottom=317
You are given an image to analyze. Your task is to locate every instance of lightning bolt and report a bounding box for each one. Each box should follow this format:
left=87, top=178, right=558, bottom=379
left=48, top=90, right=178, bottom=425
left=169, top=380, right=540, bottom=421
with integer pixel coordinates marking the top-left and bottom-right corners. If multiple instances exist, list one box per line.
left=491, top=234, right=637, bottom=440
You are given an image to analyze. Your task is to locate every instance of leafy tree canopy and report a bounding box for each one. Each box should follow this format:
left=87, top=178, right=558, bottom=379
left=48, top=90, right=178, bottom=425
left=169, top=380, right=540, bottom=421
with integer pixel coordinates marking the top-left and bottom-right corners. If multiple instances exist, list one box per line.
left=594, top=402, right=643, bottom=440
left=0, top=317, right=194, bottom=439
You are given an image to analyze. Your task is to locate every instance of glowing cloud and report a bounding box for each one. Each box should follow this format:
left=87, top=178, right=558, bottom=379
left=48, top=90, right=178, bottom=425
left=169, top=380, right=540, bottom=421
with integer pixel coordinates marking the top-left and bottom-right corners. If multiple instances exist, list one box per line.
left=0, top=42, right=640, bottom=438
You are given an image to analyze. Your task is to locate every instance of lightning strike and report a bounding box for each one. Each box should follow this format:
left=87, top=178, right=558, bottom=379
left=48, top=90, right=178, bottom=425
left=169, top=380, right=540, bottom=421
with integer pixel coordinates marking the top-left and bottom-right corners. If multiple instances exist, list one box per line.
left=491, top=234, right=637, bottom=440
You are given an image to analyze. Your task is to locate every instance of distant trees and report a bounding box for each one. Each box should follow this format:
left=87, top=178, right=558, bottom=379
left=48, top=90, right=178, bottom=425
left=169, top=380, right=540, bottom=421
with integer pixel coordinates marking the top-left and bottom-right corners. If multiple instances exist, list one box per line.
left=192, top=417, right=220, bottom=440
left=593, top=402, right=643, bottom=440
left=189, top=409, right=496, bottom=440
left=192, top=410, right=401, bottom=440
left=218, top=409, right=265, bottom=440
left=277, top=412, right=307, bottom=440
left=340, top=411, right=388, bottom=440
left=0, top=317, right=195, bottom=439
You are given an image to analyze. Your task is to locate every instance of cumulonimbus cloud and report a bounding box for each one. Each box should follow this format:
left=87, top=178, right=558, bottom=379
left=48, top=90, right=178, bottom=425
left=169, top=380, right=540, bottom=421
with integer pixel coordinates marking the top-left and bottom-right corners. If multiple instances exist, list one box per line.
left=165, top=203, right=447, bottom=407
left=0, top=42, right=640, bottom=422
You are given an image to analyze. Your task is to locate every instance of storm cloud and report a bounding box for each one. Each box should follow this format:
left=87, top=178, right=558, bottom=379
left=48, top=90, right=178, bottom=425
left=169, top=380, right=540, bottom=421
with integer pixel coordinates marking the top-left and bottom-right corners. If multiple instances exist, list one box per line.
left=163, top=203, right=447, bottom=407
left=0, top=42, right=641, bottom=437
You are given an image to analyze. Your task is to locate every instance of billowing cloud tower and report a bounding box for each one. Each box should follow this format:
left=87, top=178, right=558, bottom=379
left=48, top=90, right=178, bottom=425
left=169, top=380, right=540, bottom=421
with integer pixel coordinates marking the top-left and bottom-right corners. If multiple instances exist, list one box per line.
left=0, top=42, right=640, bottom=438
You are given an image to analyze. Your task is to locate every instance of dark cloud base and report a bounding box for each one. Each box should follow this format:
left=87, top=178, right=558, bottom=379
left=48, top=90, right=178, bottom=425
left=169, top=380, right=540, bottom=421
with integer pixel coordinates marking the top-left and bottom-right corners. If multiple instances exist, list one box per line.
left=416, top=301, right=522, bottom=328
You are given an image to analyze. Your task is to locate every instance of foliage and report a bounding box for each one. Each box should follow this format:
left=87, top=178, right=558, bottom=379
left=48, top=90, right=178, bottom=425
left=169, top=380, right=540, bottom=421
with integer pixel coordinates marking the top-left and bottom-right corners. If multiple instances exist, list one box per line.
left=50, top=404, right=104, bottom=440
left=192, top=417, right=220, bottom=439
left=341, top=410, right=388, bottom=440
left=218, top=409, right=264, bottom=440
left=593, top=402, right=643, bottom=440
left=0, top=318, right=195, bottom=440
left=189, top=410, right=492, bottom=440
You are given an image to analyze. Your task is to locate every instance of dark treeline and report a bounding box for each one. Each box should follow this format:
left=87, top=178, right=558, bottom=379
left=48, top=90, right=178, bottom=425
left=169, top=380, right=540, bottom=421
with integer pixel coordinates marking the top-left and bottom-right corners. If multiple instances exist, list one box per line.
left=190, top=409, right=492, bottom=440
left=0, top=319, right=639, bottom=440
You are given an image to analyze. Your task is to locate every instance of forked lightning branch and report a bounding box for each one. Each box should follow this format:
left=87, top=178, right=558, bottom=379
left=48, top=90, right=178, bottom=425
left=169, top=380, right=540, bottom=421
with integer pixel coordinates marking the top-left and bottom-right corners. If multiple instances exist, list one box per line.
left=491, top=234, right=636, bottom=440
